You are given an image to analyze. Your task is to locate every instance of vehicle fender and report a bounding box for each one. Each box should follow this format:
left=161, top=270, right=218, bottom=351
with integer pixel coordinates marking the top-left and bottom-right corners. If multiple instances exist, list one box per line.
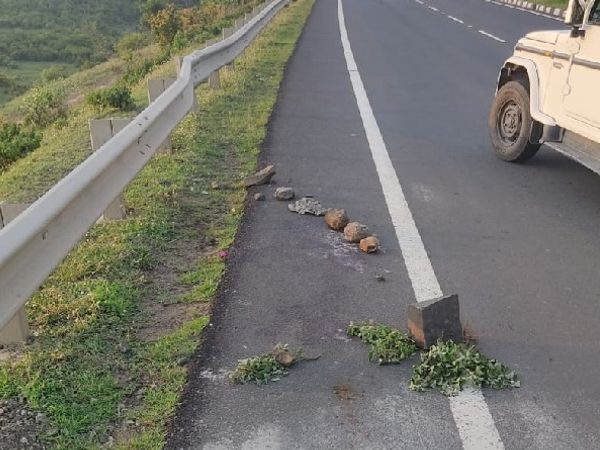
left=497, top=56, right=557, bottom=127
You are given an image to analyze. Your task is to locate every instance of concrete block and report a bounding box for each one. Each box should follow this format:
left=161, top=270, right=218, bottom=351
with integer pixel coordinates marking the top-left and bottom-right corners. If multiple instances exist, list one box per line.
left=89, top=118, right=133, bottom=220
left=0, top=202, right=29, bottom=229
left=0, top=308, right=29, bottom=345
left=408, top=294, right=463, bottom=349
left=209, top=70, right=221, bottom=89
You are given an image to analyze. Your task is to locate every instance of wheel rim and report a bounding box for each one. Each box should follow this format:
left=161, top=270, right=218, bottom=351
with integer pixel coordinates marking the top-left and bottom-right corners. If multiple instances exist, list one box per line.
left=497, top=99, right=522, bottom=147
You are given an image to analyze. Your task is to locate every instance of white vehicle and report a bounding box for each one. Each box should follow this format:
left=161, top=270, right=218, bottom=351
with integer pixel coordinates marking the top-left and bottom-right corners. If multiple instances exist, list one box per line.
left=489, top=0, right=600, bottom=170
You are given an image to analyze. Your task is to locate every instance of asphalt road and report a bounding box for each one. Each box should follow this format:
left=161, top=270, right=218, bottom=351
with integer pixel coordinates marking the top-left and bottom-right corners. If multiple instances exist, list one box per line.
left=168, top=0, right=600, bottom=448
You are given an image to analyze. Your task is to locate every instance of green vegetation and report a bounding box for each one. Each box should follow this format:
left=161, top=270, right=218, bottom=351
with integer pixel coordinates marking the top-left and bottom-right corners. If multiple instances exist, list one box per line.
left=20, top=84, right=68, bottom=128
left=0, top=0, right=139, bottom=66
left=347, top=321, right=418, bottom=364
left=230, top=352, right=288, bottom=385
left=536, top=0, right=567, bottom=7
left=0, top=0, right=314, bottom=448
left=410, top=340, right=520, bottom=396
left=0, top=122, right=42, bottom=170
left=86, top=85, right=136, bottom=111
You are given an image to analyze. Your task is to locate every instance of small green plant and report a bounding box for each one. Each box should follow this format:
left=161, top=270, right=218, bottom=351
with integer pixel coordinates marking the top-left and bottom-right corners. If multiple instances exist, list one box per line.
left=21, top=84, right=68, bottom=128
left=0, top=123, right=42, bottom=170
left=86, top=85, right=136, bottom=111
left=410, top=340, right=520, bottom=396
left=230, top=353, right=287, bottom=385
left=347, top=321, right=418, bottom=364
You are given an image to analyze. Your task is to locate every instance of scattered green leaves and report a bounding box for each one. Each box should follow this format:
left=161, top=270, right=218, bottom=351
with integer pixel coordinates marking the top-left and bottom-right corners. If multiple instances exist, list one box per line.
left=410, top=340, right=520, bottom=396
left=347, top=321, right=418, bottom=364
left=230, top=353, right=287, bottom=385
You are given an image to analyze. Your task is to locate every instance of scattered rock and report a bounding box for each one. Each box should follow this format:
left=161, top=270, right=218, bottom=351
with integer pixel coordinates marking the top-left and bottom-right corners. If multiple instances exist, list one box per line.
left=274, top=187, right=295, bottom=201
left=254, top=192, right=265, bottom=201
left=359, top=236, right=380, bottom=253
left=288, top=197, right=327, bottom=216
left=375, top=274, right=385, bottom=282
left=344, top=222, right=370, bottom=243
left=271, top=346, right=296, bottom=368
left=325, top=208, right=349, bottom=231
left=211, top=181, right=220, bottom=190
left=244, top=165, right=276, bottom=187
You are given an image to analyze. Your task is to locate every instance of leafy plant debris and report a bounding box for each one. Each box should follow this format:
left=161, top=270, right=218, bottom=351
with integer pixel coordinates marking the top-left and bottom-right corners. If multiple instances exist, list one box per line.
left=229, top=353, right=288, bottom=385
left=230, top=344, right=321, bottom=384
left=409, top=340, right=520, bottom=396
left=346, top=321, right=418, bottom=364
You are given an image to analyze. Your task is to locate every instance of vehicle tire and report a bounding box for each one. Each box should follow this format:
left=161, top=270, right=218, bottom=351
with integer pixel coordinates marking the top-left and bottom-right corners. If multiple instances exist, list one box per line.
left=488, top=80, right=541, bottom=162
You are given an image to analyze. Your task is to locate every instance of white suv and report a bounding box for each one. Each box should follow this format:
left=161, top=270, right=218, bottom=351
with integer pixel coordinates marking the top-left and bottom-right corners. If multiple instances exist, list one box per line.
left=489, top=0, right=600, bottom=170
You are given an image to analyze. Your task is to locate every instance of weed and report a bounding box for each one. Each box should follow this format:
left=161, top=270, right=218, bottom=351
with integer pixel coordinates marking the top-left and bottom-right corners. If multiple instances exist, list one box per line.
left=410, top=340, right=520, bottom=396
left=230, top=353, right=287, bottom=385
left=347, top=321, right=418, bottom=364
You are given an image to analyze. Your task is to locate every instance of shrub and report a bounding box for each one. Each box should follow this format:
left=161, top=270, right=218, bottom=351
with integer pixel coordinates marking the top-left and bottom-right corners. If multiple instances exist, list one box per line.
left=21, top=84, right=68, bottom=128
left=86, top=85, right=136, bottom=111
left=40, top=65, right=70, bottom=82
left=147, top=3, right=182, bottom=50
left=0, top=123, right=42, bottom=170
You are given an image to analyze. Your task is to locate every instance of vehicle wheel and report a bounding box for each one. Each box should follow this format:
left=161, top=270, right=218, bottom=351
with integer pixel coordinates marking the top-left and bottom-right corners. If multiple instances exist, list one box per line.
left=489, top=80, right=541, bottom=162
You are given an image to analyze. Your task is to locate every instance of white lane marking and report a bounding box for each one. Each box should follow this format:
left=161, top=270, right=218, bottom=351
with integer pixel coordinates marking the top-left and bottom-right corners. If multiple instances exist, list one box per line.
left=448, top=15, right=465, bottom=24
left=337, top=0, right=505, bottom=448
left=412, top=0, right=507, bottom=44
left=478, top=29, right=506, bottom=43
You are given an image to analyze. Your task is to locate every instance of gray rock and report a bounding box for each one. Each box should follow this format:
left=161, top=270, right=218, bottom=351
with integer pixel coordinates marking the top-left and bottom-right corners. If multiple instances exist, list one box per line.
left=253, top=193, right=265, bottom=201
left=244, top=165, right=276, bottom=187
left=274, top=187, right=295, bottom=201
left=288, top=197, right=327, bottom=216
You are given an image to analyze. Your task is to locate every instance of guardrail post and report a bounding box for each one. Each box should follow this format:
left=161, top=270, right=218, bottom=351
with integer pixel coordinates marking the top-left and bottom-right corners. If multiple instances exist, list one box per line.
left=89, top=118, right=131, bottom=220
left=147, top=78, right=176, bottom=153
left=203, top=39, right=222, bottom=89
left=223, top=27, right=235, bottom=71
left=0, top=202, right=31, bottom=344
left=174, top=57, right=200, bottom=113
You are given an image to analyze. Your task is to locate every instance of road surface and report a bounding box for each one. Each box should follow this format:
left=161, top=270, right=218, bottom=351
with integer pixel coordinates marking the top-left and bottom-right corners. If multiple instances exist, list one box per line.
left=168, top=0, right=600, bottom=448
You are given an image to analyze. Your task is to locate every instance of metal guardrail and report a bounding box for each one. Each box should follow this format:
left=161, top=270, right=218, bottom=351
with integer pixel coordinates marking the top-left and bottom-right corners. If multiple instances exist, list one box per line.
left=0, top=0, right=289, bottom=339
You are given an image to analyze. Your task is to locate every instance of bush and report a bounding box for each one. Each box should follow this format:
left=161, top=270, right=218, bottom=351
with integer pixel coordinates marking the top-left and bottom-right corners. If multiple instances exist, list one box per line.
left=21, top=84, right=68, bottom=128
left=147, top=3, right=182, bottom=50
left=40, top=65, right=70, bottom=82
left=0, top=123, right=42, bottom=170
left=86, top=85, right=136, bottom=111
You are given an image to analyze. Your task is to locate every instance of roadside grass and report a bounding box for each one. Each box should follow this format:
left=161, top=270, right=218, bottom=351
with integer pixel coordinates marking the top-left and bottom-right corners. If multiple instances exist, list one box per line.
left=0, top=0, right=314, bottom=448
left=533, top=0, right=567, bottom=8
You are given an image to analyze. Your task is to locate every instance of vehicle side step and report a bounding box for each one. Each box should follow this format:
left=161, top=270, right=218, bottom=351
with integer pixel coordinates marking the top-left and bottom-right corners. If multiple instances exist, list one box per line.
left=546, top=131, right=600, bottom=175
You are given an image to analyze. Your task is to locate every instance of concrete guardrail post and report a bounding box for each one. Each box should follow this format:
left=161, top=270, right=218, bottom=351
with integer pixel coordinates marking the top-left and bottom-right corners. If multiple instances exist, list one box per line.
left=89, top=118, right=132, bottom=220
left=224, top=27, right=235, bottom=71
left=0, top=203, right=31, bottom=344
left=204, top=39, right=222, bottom=89
left=174, top=57, right=200, bottom=113
left=147, top=78, right=176, bottom=154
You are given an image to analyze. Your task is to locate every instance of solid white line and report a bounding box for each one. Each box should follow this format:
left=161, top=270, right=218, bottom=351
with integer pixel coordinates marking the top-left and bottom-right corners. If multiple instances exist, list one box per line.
left=337, top=0, right=505, bottom=448
left=428, top=5, right=439, bottom=11
left=478, top=29, right=507, bottom=43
